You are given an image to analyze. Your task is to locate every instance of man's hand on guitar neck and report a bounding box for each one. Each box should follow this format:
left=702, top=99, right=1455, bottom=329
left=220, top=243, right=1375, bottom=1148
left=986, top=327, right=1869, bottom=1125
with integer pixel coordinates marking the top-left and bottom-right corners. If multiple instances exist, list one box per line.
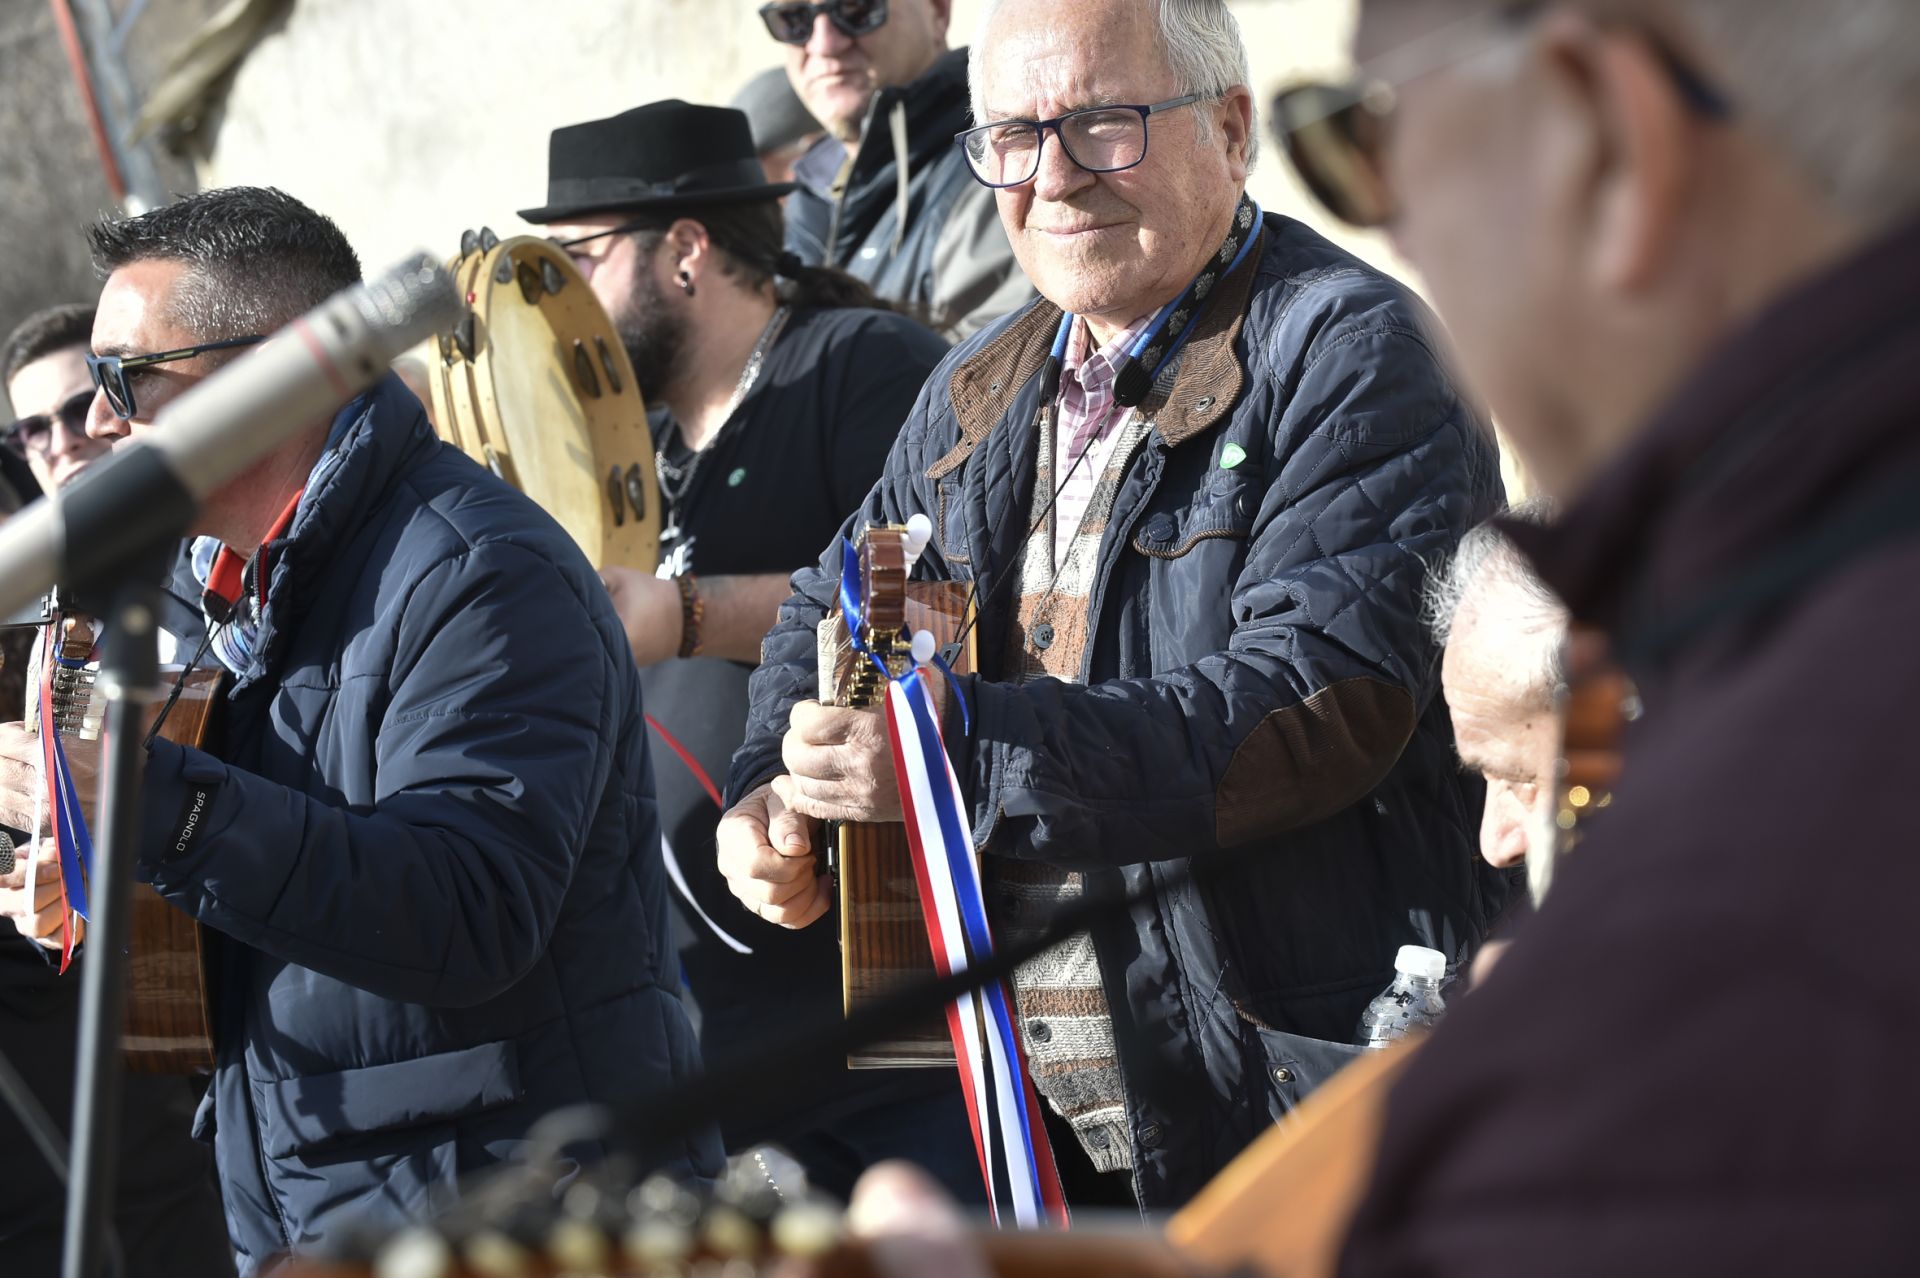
left=718, top=688, right=952, bottom=928
left=716, top=780, right=831, bottom=928
left=776, top=696, right=942, bottom=824
left=0, top=720, right=101, bottom=833
left=0, top=841, right=81, bottom=950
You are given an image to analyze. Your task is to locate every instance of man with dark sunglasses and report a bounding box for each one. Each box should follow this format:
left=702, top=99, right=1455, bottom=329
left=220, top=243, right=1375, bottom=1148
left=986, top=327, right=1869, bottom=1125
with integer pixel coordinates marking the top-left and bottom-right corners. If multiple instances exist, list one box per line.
left=2, top=303, right=112, bottom=493
left=1261, top=1, right=1920, bottom=1274
left=721, top=0, right=1511, bottom=1213
left=0, top=186, right=722, bottom=1273
left=764, top=0, right=1033, bottom=339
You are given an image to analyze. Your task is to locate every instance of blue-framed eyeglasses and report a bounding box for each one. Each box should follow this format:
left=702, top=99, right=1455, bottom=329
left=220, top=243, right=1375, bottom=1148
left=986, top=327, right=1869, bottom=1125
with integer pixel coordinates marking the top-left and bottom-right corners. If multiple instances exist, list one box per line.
left=956, top=95, right=1202, bottom=189
left=84, top=335, right=265, bottom=421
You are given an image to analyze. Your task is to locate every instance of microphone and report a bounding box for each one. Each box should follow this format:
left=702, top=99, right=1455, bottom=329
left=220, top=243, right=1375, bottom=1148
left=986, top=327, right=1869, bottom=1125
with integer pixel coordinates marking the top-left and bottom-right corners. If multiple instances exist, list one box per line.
left=0, top=254, right=460, bottom=622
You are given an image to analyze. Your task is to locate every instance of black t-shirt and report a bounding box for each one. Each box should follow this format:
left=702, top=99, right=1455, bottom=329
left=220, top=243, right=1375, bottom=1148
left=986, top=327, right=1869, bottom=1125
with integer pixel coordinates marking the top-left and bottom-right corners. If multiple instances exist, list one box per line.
left=636, top=305, right=948, bottom=1115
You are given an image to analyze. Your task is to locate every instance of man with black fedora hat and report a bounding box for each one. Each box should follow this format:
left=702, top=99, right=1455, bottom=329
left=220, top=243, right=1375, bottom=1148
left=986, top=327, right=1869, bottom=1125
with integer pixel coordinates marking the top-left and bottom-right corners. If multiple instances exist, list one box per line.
left=522, top=99, right=981, bottom=1203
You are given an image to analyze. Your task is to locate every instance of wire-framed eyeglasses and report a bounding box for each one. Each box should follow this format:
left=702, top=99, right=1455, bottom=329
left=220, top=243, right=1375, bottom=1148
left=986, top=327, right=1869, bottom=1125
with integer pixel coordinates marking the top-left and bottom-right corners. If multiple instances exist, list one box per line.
left=956, top=95, right=1202, bottom=189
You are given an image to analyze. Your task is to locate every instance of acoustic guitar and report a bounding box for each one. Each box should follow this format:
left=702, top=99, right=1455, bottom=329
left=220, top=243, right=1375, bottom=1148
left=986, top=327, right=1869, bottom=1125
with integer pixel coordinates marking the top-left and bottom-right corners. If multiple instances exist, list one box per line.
left=816, top=523, right=975, bottom=1069
left=1550, top=624, right=1635, bottom=854
left=27, top=605, right=223, bottom=1073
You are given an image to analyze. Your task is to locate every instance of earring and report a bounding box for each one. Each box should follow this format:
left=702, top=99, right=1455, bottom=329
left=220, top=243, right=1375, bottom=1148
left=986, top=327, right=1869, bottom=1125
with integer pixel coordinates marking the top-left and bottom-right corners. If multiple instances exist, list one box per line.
left=678, top=270, right=696, bottom=297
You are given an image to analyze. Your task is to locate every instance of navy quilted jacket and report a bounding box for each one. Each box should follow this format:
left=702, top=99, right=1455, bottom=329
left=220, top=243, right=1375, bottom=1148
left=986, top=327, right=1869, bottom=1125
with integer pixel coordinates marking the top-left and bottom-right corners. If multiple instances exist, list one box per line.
left=729, top=212, right=1513, bottom=1208
left=135, top=378, right=720, bottom=1272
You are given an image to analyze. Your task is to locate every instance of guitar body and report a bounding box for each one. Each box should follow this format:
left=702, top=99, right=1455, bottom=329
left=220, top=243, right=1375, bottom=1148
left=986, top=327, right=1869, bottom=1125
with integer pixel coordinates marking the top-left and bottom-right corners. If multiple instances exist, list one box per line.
left=31, top=611, right=221, bottom=1073
left=124, top=665, right=224, bottom=1073
left=820, top=530, right=976, bottom=1068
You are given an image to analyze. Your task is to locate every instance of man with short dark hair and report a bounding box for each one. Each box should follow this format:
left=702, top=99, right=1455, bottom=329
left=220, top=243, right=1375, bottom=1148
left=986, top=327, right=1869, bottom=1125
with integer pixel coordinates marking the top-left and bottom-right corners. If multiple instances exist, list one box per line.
left=2, top=303, right=112, bottom=494
left=0, top=186, right=720, bottom=1272
left=763, top=0, right=1033, bottom=338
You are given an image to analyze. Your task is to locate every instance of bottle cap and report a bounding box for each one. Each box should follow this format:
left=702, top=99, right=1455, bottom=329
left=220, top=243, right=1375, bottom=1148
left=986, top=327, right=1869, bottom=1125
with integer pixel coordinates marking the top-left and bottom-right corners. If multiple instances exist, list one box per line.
left=1394, top=945, right=1447, bottom=982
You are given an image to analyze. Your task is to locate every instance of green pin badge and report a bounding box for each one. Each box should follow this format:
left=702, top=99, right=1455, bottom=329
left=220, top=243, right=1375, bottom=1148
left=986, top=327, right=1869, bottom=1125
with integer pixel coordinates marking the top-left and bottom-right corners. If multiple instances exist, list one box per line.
left=1219, top=443, right=1247, bottom=470
left=728, top=467, right=748, bottom=487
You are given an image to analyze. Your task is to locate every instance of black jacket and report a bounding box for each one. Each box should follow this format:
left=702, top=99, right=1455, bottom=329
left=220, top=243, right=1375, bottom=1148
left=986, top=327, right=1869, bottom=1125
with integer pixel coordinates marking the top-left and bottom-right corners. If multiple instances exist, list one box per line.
left=731, top=211, right=1511, bottom=1208
left=136, top=379, right=720, bottom=1271
left=785, top=48, right=1033, bottom=340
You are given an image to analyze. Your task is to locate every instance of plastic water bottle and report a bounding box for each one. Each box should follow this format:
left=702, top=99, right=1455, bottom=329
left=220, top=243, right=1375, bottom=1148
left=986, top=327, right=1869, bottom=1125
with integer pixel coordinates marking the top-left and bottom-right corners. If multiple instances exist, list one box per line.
left=1358, top=945, right=1449, bottom=1049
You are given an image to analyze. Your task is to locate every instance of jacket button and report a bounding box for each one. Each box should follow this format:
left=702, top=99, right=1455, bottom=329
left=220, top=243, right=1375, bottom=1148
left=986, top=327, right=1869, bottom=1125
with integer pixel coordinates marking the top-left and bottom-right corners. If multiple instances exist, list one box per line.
left=1032, top=622, right=1054, bottom=649
left=1195, top=395, right=1216, bottom=410
left=1027, top=1019, right=1052, bottom=1044
left=1236, top=492, right=1256, bottom=519
left=1087, top=1128, right=1111, bottom=1150
left=1138, top=1122, right=1165, bottom=1149
left=1143, top=514, right=1176, bottom=545
left=990, top=380, right=1002, bottom=394
left=1273, top=1067, right=1294, bottom=1085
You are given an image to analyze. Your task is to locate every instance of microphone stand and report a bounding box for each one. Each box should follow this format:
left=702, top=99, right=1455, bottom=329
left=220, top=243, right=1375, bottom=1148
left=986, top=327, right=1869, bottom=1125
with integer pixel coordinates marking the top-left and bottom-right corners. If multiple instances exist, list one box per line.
left=61, top=545, right=174, bottom=1278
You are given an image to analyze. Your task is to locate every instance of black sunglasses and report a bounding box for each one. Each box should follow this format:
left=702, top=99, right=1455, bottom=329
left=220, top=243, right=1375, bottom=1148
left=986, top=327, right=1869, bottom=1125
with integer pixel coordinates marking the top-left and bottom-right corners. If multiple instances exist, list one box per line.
left=759, top=0, right=888, bottom=46
left=4, top=388, right=93, bottom=457
left=1271, top=2, right=1733, bottom=229
left=84, top=335, right=265, bottom=421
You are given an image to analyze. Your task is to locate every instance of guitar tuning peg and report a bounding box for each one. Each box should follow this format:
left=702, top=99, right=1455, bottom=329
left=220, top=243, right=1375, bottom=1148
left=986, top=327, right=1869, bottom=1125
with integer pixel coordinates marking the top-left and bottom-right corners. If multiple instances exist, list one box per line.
left=911, top=629, right=938, bottom=667
left=373, top=1226, right=454, bottom=1278
left=902, top=512, right=933, bottom=570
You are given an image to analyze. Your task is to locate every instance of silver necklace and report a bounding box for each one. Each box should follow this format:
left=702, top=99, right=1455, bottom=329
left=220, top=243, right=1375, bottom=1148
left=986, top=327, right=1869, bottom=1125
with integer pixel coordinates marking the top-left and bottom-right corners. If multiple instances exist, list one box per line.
left=656, top=305, right=791, bottom=522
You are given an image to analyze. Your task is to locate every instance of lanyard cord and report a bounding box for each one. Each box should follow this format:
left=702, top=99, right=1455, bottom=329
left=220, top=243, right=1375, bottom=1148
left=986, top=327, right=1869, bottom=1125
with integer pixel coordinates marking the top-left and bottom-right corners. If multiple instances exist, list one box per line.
left=939, top=200, right=1265, bottom=669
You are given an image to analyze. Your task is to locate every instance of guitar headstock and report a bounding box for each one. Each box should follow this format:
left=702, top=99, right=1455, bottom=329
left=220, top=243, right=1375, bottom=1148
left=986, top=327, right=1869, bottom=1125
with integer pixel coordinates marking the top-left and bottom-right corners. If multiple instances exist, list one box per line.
left=822, top=520, right=936, bottom=710
left=296, top=1154, right=847, bottom=1278
left=1550, top=624, right=1640, bottom=862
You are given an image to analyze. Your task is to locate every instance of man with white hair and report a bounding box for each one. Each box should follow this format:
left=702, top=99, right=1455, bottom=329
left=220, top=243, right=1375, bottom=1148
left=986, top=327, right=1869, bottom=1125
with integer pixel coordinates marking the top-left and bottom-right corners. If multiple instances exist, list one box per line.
left=720, top=0, right=1509, bottom=1209
left=1257, top=0, right=1920, bottom=1270
left=1427, top=510, right=1568, bottom=900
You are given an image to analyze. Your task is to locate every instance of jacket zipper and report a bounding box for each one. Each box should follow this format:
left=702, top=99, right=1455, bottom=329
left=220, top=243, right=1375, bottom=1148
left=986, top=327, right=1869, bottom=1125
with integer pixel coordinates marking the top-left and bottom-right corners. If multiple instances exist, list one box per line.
left=241, top=1057, right=293, bottom=1248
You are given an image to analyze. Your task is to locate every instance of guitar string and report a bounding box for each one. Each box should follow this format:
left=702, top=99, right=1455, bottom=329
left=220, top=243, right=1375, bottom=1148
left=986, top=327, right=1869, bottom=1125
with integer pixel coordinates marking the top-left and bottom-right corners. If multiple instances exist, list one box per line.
left=140, top=623, right=220, bottom=750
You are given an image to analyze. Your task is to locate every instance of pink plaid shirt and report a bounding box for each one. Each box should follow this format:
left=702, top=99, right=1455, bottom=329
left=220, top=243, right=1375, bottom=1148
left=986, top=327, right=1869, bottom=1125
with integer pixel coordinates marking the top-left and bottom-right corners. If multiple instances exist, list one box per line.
left=1051, top=315, right=1149, bottom=566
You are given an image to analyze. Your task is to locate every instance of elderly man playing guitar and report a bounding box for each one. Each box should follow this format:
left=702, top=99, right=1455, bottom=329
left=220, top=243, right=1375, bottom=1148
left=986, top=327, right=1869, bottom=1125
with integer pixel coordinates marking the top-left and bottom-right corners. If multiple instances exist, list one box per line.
left=719, top=0, right=1509, bottom=1213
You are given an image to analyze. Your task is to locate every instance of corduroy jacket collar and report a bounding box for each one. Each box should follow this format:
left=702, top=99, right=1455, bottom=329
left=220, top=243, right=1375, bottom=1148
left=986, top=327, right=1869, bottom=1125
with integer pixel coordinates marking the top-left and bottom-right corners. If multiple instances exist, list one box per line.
left=932, top=222, right=1263, bottom=481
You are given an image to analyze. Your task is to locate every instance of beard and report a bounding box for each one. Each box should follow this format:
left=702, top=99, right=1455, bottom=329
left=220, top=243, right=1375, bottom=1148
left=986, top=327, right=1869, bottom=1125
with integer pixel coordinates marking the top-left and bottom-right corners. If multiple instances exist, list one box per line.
left=611, top=268, right=686, bottom=406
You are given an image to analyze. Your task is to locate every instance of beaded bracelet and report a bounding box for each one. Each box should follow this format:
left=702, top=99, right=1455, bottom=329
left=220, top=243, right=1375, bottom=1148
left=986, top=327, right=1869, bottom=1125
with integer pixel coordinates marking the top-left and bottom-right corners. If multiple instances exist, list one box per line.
left=676, top=574, right=704, bottom=659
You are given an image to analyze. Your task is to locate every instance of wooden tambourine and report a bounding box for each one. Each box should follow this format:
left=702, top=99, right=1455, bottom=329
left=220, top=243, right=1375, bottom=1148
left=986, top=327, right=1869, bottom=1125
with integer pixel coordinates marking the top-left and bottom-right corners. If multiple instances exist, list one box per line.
left=428, top=230, right=660, bottom=573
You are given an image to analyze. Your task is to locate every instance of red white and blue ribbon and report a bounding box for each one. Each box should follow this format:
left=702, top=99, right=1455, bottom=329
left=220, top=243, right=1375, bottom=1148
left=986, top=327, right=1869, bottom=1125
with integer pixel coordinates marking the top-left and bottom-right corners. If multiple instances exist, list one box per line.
left=839, top=538, right=1069, bottom=1228
left=37, top=628, right=94, bottom=971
